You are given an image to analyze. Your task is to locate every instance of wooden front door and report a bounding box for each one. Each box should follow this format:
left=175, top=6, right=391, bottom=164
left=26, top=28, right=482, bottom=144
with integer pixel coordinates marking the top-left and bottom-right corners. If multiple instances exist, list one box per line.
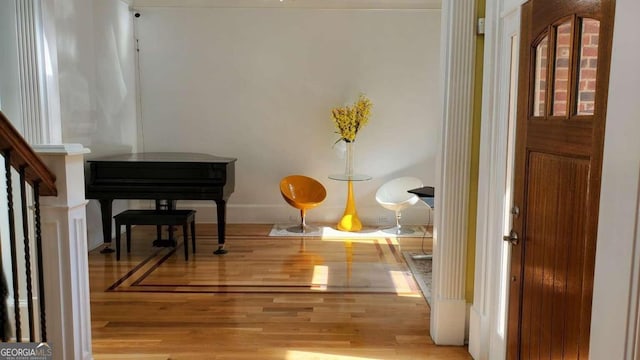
left=506, top=0, right=615, bottom=358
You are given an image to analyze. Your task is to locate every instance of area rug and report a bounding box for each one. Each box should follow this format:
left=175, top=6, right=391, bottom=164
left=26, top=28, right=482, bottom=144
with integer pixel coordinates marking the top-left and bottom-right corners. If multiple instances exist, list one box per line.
left=108, top=236, right=422, bottom=297
left=269, top=224, right=431, bottom=238
left=402, top=251, right=432, bottom=305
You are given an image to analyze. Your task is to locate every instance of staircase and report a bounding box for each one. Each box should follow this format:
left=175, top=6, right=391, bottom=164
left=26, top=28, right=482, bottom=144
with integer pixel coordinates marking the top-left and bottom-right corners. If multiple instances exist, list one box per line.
left=0, top=110, right=93, bottom=359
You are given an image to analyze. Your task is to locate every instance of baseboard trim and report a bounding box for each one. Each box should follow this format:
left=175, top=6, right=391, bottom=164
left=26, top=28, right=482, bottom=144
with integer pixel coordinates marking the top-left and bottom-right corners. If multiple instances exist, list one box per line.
left=131, top=200, right=433, bottom=226
left=430, top=297, right=467, bottom=345
left=469, top=304, right=482, bottom=359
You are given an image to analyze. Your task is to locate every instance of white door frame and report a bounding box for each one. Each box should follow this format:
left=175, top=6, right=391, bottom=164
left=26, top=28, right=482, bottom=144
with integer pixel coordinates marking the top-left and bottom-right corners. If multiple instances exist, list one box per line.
left=590, top=0, right=640, bottom=357
left=468, top=0, right=523, bottom=358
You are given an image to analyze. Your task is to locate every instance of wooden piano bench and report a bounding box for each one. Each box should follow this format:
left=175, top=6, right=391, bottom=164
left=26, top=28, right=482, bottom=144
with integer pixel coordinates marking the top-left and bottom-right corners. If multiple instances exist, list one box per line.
left=113, top=209, right=196, bottom=261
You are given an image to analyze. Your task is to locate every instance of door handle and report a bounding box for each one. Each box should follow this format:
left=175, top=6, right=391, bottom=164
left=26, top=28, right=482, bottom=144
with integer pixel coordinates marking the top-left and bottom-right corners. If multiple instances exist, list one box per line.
left=503, top=230, right=519, bottom=245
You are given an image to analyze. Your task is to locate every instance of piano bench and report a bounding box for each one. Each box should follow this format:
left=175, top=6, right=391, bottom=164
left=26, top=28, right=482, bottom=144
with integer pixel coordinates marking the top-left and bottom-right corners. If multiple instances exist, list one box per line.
left=113, top=209, right=196, bottom=261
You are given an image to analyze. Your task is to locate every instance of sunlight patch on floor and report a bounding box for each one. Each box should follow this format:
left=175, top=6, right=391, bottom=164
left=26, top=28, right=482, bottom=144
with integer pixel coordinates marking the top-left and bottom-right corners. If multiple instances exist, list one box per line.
left=286, top=350, right=381, bottom=360
left=390, top=270, right=421, bottom=298
left=310, top=265, right=329, bottom=291
left=319, top=237, right=400, bottom=245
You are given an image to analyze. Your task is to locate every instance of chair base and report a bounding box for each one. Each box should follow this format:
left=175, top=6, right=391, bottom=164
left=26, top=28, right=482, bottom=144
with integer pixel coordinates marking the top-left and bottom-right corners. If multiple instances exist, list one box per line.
left=382, top=226, right=415, bottom=235
left=214, top=246, right=228, bottom=255
left=285, top=225, right=318, bottom=234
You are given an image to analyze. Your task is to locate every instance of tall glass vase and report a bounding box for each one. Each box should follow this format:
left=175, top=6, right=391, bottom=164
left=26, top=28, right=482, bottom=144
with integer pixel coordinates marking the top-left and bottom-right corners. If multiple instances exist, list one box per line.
left=345, top=140, right=354, bottom=177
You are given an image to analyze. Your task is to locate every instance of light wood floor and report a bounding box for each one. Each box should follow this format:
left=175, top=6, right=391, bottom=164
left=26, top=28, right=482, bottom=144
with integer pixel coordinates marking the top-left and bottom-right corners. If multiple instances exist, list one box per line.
left=89, top=224, right=471, bottom=360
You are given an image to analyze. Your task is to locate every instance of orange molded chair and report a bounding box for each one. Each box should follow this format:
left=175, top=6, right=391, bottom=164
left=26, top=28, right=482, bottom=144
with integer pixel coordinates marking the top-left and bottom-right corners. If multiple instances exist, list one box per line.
left=280, top=175, right=327, bottom=233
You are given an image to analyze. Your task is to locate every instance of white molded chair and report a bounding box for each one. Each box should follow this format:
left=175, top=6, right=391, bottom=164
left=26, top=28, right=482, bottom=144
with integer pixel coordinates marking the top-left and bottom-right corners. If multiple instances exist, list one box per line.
left=375, top=177, right=423, bottom=235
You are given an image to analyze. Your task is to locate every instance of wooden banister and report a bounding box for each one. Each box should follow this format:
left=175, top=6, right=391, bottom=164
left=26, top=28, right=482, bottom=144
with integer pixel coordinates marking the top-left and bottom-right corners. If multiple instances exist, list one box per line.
left=0, top=111, right=56, bottom=196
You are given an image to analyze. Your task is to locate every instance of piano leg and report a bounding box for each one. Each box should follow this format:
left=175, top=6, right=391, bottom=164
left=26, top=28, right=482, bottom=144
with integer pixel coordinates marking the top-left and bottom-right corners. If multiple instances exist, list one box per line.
left=213, top=199, right=228, bottom=255
left=168, top=200, right=177, bottom=244
left=155, top=200, right=162, bottom=244
left=99, top=199, right=115, bottom=254
left=152, top=200, right=178, bottom=247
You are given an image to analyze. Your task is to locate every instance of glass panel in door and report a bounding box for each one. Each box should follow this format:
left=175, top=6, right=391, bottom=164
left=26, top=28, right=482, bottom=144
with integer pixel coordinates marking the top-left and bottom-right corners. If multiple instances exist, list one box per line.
left=576, top=18, right=600, bottom=115
left=533, top=36, right=549, bottom=117
left=552, top=21, right=572, bottom=116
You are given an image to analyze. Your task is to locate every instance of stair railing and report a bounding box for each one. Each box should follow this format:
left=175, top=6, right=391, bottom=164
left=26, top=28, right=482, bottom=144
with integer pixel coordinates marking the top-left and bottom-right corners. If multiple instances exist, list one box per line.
left=0, top=110, right=56, bottom=343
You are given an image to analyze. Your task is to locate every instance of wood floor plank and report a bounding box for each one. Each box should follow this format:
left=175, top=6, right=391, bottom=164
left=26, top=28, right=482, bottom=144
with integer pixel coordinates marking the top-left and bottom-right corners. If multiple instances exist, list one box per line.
left=90, top=224, right=469, bottom=359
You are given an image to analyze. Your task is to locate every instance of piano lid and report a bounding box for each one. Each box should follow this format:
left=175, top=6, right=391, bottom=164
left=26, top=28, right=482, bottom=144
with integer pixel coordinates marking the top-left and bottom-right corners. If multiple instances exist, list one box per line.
left=88, top=152, right=237, bottom=164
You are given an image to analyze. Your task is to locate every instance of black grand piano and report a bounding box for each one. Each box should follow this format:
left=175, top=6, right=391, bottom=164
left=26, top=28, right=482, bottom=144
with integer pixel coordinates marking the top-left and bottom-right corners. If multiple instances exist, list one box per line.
left=85, top=152, right=236, bottom=255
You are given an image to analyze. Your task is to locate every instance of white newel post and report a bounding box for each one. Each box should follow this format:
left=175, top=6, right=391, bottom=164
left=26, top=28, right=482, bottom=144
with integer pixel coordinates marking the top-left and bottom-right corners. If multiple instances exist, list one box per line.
left=34, top=144, right=93, bottom=360
left=432, top=0, right=476, bottom=345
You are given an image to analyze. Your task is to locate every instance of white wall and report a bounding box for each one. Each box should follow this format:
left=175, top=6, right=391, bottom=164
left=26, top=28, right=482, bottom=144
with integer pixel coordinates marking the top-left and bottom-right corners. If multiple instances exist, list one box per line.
left=591, top=0, right=640, bottom=357
left=0, top=0, right=22, bottom=295
left=51, top=0, right=138, bottom=249
left=135, top=6, right=441, bottom=225
left=0, top=0, right=23, bottom=130
left=54, top=0, right=137, bottom=150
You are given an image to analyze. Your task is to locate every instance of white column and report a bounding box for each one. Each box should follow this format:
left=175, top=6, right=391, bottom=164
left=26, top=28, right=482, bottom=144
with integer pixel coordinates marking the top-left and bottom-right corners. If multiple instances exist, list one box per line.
left=38, top=0, right=62, bottom=145
left=34, top=144, right=93, bottom=360
left=431, top=0, right=476, bottom=345
left=15, top=0, right=44, bottom=144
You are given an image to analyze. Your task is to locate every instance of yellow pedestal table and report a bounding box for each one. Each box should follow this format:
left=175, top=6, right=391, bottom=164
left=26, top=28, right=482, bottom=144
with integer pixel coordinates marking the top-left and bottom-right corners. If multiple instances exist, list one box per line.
left=328, top=173, right=372, bottom=232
